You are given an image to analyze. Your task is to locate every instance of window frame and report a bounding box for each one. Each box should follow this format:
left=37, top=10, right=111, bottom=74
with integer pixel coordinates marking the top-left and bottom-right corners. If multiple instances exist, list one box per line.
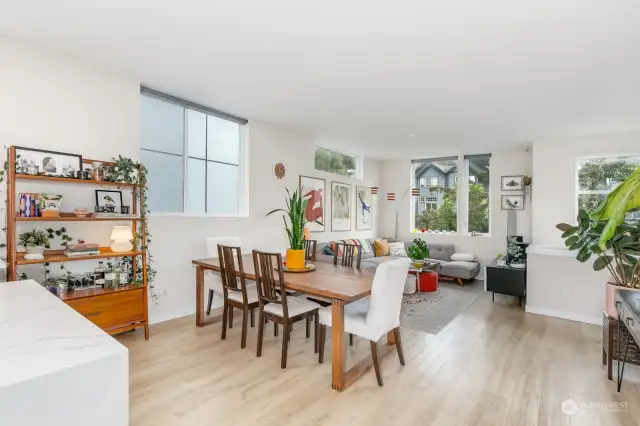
left=314, top=145, right=362, bottom=179
left=575, top=153, right=640, bottom=221
left=411, top=154, right=491, bottom=236
left=140, top=87, right=249, bottom=218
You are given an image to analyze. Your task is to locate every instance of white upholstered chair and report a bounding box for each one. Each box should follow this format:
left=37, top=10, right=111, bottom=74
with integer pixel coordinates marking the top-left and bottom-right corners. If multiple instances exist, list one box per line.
left=317, top=258, right=410, bottom=386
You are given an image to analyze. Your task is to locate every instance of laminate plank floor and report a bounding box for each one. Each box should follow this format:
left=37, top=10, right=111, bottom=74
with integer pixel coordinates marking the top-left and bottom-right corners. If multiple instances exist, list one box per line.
left=118, top=292, right=640, bottom=426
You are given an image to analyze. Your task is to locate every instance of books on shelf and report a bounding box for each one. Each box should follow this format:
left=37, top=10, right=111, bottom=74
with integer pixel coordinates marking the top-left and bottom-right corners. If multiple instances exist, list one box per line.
left=65, top=243, right=100, bottom=258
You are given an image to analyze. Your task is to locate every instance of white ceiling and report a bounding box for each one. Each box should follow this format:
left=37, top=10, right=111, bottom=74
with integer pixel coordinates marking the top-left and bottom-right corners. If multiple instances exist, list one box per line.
left=1, top=0, right=639, bottom=159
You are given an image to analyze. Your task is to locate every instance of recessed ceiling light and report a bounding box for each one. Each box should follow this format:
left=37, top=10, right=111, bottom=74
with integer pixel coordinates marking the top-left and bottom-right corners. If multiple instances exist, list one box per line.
left=408, top=134, right=414, bottom=138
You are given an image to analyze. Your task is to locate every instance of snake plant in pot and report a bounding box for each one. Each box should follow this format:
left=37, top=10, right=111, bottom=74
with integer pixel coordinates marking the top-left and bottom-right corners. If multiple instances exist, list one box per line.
left=557, top=167, right=640, bottom=317
left=267, top=187, right=308, bottom=269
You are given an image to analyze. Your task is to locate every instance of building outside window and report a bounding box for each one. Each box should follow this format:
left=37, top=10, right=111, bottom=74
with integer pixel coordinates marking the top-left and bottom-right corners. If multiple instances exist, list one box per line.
left=413, top=158, right=458, bottom=233
left=577, top=156, right=640, bottom=219
left=466, top=155, right=490, bottom=234
left=140, top=87, right=248, bottom=215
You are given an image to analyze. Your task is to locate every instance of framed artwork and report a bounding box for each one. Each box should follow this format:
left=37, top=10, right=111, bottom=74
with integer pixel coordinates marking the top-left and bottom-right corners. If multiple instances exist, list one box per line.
left=15, top=146, right=83, bottom=178
left=501, top=195, right=524, bottom=210
left=95, top=190, right=123, bottom=213
left=501, top=175, right=524, bottom=191
left=356, top=186, right=373, bottom=230
left=331, top=182, right=351, bottom=231
left=299, top=175, right=325, bottom=232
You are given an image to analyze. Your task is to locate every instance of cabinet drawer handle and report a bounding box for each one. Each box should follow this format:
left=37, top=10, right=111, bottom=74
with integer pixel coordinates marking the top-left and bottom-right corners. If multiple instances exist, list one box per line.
left=85, top=311, right=101, bottom=317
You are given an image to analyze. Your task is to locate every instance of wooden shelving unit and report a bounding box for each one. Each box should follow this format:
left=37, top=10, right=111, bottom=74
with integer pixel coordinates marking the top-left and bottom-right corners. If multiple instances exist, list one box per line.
left=5, top=146, right=149, bottom=339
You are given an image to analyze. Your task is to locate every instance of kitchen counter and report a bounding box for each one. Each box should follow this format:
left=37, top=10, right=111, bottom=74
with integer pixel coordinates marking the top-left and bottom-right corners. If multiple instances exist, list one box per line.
left=0, top=279, right=128, bottom=425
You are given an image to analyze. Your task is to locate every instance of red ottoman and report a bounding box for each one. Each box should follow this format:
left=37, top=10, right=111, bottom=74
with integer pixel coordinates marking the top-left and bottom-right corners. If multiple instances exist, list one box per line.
left=419, top=271, right=439, bottom=292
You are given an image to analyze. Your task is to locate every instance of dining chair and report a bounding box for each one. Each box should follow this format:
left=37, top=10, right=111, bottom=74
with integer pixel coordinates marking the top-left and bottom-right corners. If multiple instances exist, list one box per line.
left=252, top=249, right=321, bottom=368
left=332, top=241, right=362, bottom=269
left=205, top=237, right=242, bottom=319
left=304, top=239, right=317, bottom=261
left=317, top=258, right=410, bottom=386
left=218, top=244, right=260, bottom=349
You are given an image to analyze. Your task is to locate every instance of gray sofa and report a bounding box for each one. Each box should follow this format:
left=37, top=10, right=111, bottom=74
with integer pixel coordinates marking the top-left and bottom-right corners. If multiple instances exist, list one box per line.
left=315, top=238, right=480, bottom=283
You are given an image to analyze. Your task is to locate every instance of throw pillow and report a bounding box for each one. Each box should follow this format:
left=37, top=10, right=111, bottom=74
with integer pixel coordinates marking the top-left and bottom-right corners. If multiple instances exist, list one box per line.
left=323, top=246, right=334, bottom=256
left=388, top=241, right=407, bottom=257
left=330, top=242, right=343, bottom=256
left=451, top=253, right=477, bottom=261
left=357, top=238, right=373, bottom=253
left=373, top=239, right=390, bottom=257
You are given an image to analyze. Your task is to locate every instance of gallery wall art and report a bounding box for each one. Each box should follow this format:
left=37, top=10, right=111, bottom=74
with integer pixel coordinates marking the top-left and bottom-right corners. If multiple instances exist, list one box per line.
left=299, top=175, right=325, bottom=232
left=356, top=186, right=372, bottom=230
left=331, top=181, right=351, bottom=231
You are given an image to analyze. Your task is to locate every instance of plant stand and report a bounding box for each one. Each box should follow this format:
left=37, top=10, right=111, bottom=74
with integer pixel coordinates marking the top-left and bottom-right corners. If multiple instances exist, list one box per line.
left=603, top=311, right=640, bottom=380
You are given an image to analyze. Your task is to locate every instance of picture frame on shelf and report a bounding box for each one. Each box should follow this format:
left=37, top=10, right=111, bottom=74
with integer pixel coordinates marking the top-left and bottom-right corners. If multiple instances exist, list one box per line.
left=501, top=175, right=524, bottom=191
left=95, top=190, right=123, bottom=213
left=501, top=195, right=525, bottom=210
left=14, top=146, right=83, bottom=178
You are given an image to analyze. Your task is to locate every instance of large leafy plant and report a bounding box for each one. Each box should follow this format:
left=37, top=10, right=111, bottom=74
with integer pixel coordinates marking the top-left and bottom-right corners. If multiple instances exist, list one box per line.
left=557, top=208, right=640, bottom=288
left=267, top=188, right=308, bottom=250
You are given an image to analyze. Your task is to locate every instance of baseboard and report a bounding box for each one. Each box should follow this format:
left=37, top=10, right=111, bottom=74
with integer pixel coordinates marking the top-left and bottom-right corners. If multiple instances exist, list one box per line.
left=525, top=305, right=601, bottom=325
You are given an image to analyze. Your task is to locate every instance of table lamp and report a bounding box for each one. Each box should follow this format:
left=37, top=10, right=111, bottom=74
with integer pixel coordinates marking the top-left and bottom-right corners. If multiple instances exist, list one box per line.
left=110, top=226, right=134, bottom=252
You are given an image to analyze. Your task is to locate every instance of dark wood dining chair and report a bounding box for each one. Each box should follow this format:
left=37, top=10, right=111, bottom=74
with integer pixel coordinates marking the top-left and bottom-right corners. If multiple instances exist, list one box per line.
left=252, top=250, right=321, bottom=368
left=333, top=241, right=362, bottom=269
left=304, top=239, right=317, bottom=261
left=218, top=244, right=260, bottom=349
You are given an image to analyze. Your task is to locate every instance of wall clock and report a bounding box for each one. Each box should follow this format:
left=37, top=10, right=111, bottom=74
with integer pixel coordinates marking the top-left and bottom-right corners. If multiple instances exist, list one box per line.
left=274, top=162, right=286, bottom=179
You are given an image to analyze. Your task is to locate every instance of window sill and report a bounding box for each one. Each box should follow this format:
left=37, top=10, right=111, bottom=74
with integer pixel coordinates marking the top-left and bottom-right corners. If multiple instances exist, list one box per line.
left=410, top=230, right=492, bottom=238
left=149, top=212, right=249, bottom=219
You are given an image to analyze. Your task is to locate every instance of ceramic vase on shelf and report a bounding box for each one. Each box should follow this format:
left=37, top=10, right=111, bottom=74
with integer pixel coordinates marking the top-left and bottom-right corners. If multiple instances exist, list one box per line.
left=286, top=248, right=305, bottom=269
left=24, top=246, right=45, bottom=260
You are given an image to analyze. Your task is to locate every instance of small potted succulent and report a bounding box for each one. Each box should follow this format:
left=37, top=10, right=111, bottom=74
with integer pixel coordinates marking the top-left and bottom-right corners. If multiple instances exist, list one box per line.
left=407, top=238, right=430, bottom=268
left=496, top=253, right=506, bottom=266
left=19, top=229, right=50, bottom=260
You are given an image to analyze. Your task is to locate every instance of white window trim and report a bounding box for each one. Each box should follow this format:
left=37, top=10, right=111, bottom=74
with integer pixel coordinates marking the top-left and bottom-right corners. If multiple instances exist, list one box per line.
left=411, top=154, right=491, bottom=236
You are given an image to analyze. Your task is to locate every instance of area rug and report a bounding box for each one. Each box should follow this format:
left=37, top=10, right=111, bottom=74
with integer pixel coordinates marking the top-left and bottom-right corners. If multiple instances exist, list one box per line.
left=400, top=280, right=484, bottom=335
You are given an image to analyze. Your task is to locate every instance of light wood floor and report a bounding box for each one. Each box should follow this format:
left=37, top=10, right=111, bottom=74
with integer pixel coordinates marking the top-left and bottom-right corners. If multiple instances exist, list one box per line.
left=118, top=292, right=640, bottom=426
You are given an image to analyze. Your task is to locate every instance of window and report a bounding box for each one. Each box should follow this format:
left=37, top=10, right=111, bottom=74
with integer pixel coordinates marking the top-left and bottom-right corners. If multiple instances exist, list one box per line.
left=466, top=155, right=490, bottom=234
left=419, top=178, right=427, bottom=187
left=314, top=146, right=359, bottom=178
left=413, top=158, right=458, bottom=233
left=577, top=156, right=640, bottom=217
left=140, top=88, right=247, bottom=215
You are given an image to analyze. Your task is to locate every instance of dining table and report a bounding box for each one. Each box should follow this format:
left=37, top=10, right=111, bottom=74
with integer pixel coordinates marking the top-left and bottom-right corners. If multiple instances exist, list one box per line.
left=191, top=255, right=397, bottom=392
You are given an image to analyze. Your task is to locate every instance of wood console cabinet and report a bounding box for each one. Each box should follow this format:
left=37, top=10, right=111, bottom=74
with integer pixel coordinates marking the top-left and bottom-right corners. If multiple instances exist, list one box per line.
left=485, top=261, right=526, bottom=306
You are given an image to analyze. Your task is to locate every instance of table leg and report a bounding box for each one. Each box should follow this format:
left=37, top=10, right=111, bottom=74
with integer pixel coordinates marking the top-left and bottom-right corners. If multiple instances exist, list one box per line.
left=331, top=300, right=346, bottom=392
left=416, top=272, right=420, bottom=294
left=196, top=266, right=205, bottom=327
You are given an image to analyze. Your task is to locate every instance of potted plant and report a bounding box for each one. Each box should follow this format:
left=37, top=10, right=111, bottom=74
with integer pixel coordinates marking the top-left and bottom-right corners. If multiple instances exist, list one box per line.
left=267, top=188, right=308, bottom=269
left=407, top=238, right=430, bottom=268
left=557, top=164, right=640, bottom=318
left=19, top=229, right=50, bottom=260
left=496, top=253, right=506, bottom=266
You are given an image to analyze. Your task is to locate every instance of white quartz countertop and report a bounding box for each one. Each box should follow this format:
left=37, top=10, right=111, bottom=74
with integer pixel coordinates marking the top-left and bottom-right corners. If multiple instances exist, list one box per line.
left=0, top=279, right=127, bottom=389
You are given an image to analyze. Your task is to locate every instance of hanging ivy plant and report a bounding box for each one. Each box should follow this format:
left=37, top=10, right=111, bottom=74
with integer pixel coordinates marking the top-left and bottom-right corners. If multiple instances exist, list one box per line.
left=102, top=156, right=157, bottom=302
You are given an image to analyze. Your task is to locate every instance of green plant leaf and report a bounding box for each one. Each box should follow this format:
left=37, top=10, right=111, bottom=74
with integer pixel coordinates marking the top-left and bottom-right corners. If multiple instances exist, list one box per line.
left=565, top=236, right=579, bottom=247
left=593, top=255, right=613, bottom=271
left=556, top=223, right=573, bottom=232
left=561, top=227, right=578, bottom=238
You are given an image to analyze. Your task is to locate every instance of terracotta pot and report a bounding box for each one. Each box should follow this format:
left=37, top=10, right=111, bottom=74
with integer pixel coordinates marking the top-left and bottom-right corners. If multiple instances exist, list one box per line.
left=286, top=249, right=306, bottom=269
left=606, top=281, right=640, bottom=318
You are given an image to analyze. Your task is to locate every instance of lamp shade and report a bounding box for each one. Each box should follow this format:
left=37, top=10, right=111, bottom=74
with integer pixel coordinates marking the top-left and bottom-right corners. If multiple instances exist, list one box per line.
left=110, top=226, right=134, bottom=253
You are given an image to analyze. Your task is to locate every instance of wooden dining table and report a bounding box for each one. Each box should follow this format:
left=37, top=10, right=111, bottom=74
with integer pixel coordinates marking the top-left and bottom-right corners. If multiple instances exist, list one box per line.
left=191, top=255, right=397, bottom=392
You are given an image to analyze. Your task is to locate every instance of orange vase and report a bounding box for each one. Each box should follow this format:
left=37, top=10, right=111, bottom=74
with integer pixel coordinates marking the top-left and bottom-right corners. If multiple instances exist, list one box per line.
left=286, top=249, right=306, bottom=269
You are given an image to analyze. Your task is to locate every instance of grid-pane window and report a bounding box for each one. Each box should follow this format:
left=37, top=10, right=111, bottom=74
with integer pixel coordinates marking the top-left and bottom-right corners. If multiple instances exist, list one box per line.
left=140, top=89, right=246, bottom=215
left=466, top=155, right=490, bottom=234
left=577, top=156, right=640, bottom=218
left=314, top=146, right=359, bottom=178
left=413, top=158, right=458, bottom=233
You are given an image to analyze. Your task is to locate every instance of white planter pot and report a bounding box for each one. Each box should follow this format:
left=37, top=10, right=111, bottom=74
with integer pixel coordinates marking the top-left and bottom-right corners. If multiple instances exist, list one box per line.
left=24, top=246, right=45, bottom=260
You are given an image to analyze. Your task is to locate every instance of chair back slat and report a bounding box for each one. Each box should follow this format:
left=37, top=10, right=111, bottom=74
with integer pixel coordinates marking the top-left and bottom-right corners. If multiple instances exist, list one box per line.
left=252, top=250, right=289, bottom=317
left=304, top=240, right=317, bottom=261
left=218, top=244, right=248, bottom=302
left=332, top=241, right=362, bottom=269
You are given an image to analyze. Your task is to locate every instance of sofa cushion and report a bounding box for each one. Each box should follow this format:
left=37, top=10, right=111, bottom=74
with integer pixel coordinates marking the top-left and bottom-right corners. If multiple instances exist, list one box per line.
left=373, top=239, right=390, bottom=257
left=440, top=260, right=480, bottom=280
left=388, top=242, right=407, bottom=257
left=426, top=243, right=455, bottom=262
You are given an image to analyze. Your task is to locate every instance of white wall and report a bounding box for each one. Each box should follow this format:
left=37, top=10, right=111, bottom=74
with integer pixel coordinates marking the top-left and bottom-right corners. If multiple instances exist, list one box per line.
left=532, top=130, right=640, bottom=246
left=148, top=121, right=381, bottom=323
left=0, top=36, right=381, bottom=325
left=379, top=148, right=533, bottom=278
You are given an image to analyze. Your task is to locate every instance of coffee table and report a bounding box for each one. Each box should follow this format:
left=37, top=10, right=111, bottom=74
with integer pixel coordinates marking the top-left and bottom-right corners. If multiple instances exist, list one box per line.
left=409, top=260, right=441, bottom=293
